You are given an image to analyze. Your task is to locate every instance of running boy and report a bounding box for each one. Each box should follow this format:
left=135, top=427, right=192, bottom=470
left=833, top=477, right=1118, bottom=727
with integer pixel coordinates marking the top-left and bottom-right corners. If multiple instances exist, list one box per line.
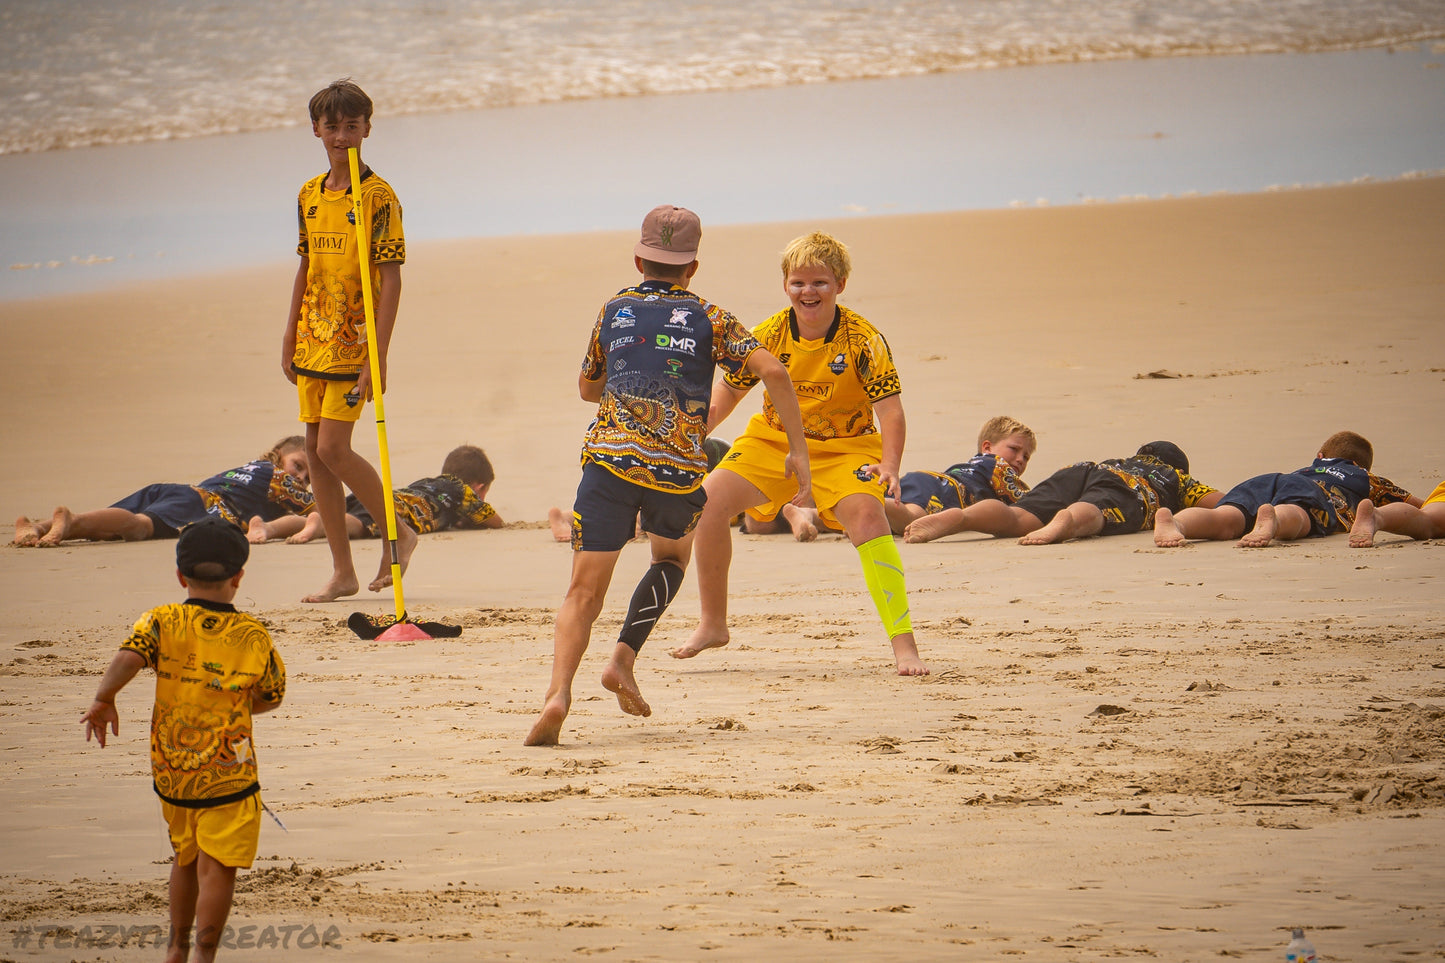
left=670, top=230, right=929, bottom=676
left=82, top=517, right=285, bottom=963
left=1154, top=430, right=1419, bottom=548
left=525, top=205, right=810, bottom=746
left=904, top=441, right=1219, bottom=545
left=885, top=415, right=1036, bottom=535
left=281, top=78, right=415, bottom=603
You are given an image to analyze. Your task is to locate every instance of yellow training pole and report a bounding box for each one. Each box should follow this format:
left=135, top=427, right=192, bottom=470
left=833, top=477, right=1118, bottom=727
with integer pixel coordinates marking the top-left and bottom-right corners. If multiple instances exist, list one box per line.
left=348, top=147, right=407, bottom=623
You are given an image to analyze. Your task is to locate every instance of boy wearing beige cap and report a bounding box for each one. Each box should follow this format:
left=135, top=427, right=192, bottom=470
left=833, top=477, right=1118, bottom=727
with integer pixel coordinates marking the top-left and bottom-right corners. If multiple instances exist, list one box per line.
left=525, top=205, right=810, bottom=746
left=82, top=517, right=286, bottom=962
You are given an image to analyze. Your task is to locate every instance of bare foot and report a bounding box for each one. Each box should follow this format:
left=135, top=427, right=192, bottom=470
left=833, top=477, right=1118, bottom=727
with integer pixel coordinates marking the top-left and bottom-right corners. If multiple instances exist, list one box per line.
left=1348, top=499, right=1378, bottom=548
left=302, top=573, right=360, bottom=603
left=669, top=624, right=730, bottom=660
left=782, top=505, right=818, bottom=542
left=1019, top=510, right=1068, bottom=545
left=601, top=661, right=652, bottom=718
left=1153, top=507, right=1187, bottom=548
left=891, top=633, right=930, bottom=676
left=524, top=694, right=570, bottom=746
left=547, top=506, right=572, bottom=543
left=36, top=506, right=74, bottom=547
left=902, top=510, right=959, bottom=544
left=1238, top=503, right=1278, bottom=548
left=12, top=516, right=41, bottom=547
left=369, top=523, right=418, bottom=593
left=246, top=516, right=270, bottom=544
left=286, top=513, right=324, bottom=544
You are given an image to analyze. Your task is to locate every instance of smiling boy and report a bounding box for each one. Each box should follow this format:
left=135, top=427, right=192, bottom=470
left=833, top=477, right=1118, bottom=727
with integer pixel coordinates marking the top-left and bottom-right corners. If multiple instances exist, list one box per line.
left=671, top=231, right=928, bottom=676
left=885, top=415, right=1037, bottom=535
left=280, top=79, right=416, bottom=603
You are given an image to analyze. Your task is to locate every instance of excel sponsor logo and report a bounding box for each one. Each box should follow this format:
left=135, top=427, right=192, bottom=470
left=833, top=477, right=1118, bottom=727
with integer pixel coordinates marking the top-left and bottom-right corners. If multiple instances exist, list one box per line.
left=794, top=381, right=831, bottom=399
left=609, top=336, right=640, bottom=351
left=655, top=334, right=696, bottom=353
left=313, top=233, right=348, bottom=252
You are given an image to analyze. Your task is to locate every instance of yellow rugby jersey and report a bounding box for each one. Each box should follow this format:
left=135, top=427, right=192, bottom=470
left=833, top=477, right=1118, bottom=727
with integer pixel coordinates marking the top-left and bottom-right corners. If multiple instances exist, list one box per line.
left=292, top=169, right=405, bottom=379
left=121, top=600, right=285, bottom=807
left=725, top=305, right=901, bottom=440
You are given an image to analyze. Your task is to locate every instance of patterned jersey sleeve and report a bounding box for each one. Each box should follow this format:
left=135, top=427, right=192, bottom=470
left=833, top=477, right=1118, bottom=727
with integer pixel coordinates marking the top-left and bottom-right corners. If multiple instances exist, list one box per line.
left=295, top=181, right=310, bottom=257
left=120, top=609, right=162, bottom=669
left=857, top=329, right=901, bottom=403
left=455, top=488, right=498, bottom=529
left=710, top=311, right=761, bottom=380
left=269, top=472, right=315, bottom=516
left=725, top=314, right=784, bottom=392
left=580, top=311, right=607, bottom=382
left=1180, top=474, right=1220, bottom=507
left=993, top=464, right=1030, bottom=503
left=363, top=180, right=405, bottom=264
left=255, top=643, right=286, bottom=705
left=1368, top=473, right=1414, bottom=506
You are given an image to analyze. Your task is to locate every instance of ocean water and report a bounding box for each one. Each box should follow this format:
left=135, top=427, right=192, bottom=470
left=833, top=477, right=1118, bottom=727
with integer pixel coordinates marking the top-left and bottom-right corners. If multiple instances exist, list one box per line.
left=2, top=3, right=1443, bottom=300
left=2, top=0, right=1443, bottom=155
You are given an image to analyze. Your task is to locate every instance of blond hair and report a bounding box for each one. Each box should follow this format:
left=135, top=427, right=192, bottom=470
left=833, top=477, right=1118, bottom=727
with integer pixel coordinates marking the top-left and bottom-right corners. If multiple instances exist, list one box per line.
left=262, top=435, right=306, bottom=466
left=780, top=231, right=852, bottom=283
left=977, top=416, right=1036, bottom=453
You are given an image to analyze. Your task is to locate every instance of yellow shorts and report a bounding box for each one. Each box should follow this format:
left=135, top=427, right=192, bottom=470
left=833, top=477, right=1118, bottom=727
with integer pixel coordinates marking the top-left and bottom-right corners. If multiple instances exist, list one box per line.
left=1426, top=480, right=1445, bottom=506
left=297, top=375, right=363, bottom=424
left=722, top=429, right=886, bottom=528
left=162, top=794, right=262, bottom=868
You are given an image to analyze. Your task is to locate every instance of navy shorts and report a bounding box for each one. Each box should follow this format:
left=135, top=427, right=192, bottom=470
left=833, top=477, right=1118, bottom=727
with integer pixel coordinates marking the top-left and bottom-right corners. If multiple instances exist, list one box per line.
left=898, top=471, right=965, bottom=514
left=571, top=461, right=707, bottom=552
left=1218, top=473, right=1335, bottom=536
left=1014, top=463, right=1146, bottom=535
left=110, top=484, right=208, bottom=539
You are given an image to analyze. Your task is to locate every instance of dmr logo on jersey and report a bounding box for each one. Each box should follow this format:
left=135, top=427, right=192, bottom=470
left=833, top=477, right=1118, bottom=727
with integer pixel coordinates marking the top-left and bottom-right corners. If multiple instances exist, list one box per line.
left=313, top=233, right=349, bottom=253
left=655, top=334, right=696, bottom=353
left=795, top=381, right=832, bottom=400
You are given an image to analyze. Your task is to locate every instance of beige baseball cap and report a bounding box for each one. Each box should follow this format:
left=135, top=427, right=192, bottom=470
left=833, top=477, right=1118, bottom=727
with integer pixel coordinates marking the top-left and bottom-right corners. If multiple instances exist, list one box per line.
left=635, top=204, right=701, bottom=264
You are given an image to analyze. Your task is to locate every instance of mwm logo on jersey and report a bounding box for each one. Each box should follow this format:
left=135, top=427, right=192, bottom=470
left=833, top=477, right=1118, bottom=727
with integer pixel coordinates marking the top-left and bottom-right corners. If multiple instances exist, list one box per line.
left=795, top=381, right=832, bottom=399
left=313, top=233, right=349, bottom=253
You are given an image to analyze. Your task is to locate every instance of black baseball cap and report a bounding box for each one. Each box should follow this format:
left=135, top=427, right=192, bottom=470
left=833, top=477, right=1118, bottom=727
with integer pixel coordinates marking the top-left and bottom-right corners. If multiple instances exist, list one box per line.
left=176, top=516, right=249, bottom=580
left=1136, top=441, right=1189, bottom=474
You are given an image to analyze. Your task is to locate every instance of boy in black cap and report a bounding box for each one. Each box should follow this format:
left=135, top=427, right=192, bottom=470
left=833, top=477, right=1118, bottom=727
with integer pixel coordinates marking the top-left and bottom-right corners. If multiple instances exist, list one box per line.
left=904, top=442, right=1221, bottom=544
left=82, top=517, right=286, bottom=963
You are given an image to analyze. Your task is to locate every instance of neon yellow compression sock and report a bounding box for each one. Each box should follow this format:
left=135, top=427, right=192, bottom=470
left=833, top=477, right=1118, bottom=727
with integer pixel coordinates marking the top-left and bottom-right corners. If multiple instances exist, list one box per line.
left=857, top=534, right=913, bottom=639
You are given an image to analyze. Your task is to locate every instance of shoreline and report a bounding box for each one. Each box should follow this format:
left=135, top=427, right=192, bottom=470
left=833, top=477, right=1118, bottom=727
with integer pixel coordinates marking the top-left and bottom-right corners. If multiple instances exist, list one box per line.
left=4, top=45, right=1444, bottom=302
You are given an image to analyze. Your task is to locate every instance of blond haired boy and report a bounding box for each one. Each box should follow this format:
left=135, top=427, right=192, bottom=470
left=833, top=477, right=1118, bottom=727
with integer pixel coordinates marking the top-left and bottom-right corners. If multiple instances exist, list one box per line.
left=885, top=415, right=1036, bottom=535
left=280, top=78, right=415, bottom=603
left=672, top=231, right=928, bottom=676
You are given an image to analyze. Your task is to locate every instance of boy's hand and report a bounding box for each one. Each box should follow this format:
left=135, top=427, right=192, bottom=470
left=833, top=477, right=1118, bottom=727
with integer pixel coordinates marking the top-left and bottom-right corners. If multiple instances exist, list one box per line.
left=356, top=360, right=386, bottom=402
left=784, top=452, right=813, bottom=508
left=281, top=354, right=297, bottom=385
left=862, top=463, right=902, bottom=502
left=82, top=699, right=120, bottom=747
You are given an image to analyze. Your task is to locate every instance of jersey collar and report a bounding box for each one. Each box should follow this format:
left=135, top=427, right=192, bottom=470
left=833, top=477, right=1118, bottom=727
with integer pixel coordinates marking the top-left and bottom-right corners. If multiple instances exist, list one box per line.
left=787, top=306, right=841, bottom=344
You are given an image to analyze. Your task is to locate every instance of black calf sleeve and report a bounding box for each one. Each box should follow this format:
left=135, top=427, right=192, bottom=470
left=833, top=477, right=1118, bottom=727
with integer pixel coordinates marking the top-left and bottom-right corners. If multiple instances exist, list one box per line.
left=617, top=561, right=685, bottom=652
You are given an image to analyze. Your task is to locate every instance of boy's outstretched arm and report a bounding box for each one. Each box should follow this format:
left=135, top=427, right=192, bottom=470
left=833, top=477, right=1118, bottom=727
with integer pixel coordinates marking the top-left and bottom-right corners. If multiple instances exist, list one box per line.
left=867, top=394, right=907, bottom=501
left=281, top=256, right=308, bottom=385
left=746, top=350, right=812, bottom=506
left=82, top=649, right=145, bottom=747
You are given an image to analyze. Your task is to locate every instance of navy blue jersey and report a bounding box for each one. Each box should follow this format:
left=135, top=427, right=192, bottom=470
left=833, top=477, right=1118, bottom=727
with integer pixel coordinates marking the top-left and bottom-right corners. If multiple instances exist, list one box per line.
left=195, top=460, right=314, bottom=526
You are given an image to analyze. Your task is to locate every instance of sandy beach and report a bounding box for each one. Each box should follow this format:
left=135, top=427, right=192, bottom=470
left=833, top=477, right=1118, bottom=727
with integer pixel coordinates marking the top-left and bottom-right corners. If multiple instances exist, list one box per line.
left=2, top=175, right=1443, bottom=961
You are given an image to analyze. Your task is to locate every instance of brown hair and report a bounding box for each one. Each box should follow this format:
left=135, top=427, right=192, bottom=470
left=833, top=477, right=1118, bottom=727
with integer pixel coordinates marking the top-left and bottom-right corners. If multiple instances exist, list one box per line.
left=441, top=445, right=495, bottom=486
left=308, top=79, right=373, bottom=124
left=977, top=416, right=1036, bottom=453
left=1318, top=430, right=1373, bottom=470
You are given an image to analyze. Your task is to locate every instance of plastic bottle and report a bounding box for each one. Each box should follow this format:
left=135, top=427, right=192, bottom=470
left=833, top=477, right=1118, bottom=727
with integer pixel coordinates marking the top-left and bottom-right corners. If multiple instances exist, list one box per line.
left=1285, top=927, right=1318, bottom=962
